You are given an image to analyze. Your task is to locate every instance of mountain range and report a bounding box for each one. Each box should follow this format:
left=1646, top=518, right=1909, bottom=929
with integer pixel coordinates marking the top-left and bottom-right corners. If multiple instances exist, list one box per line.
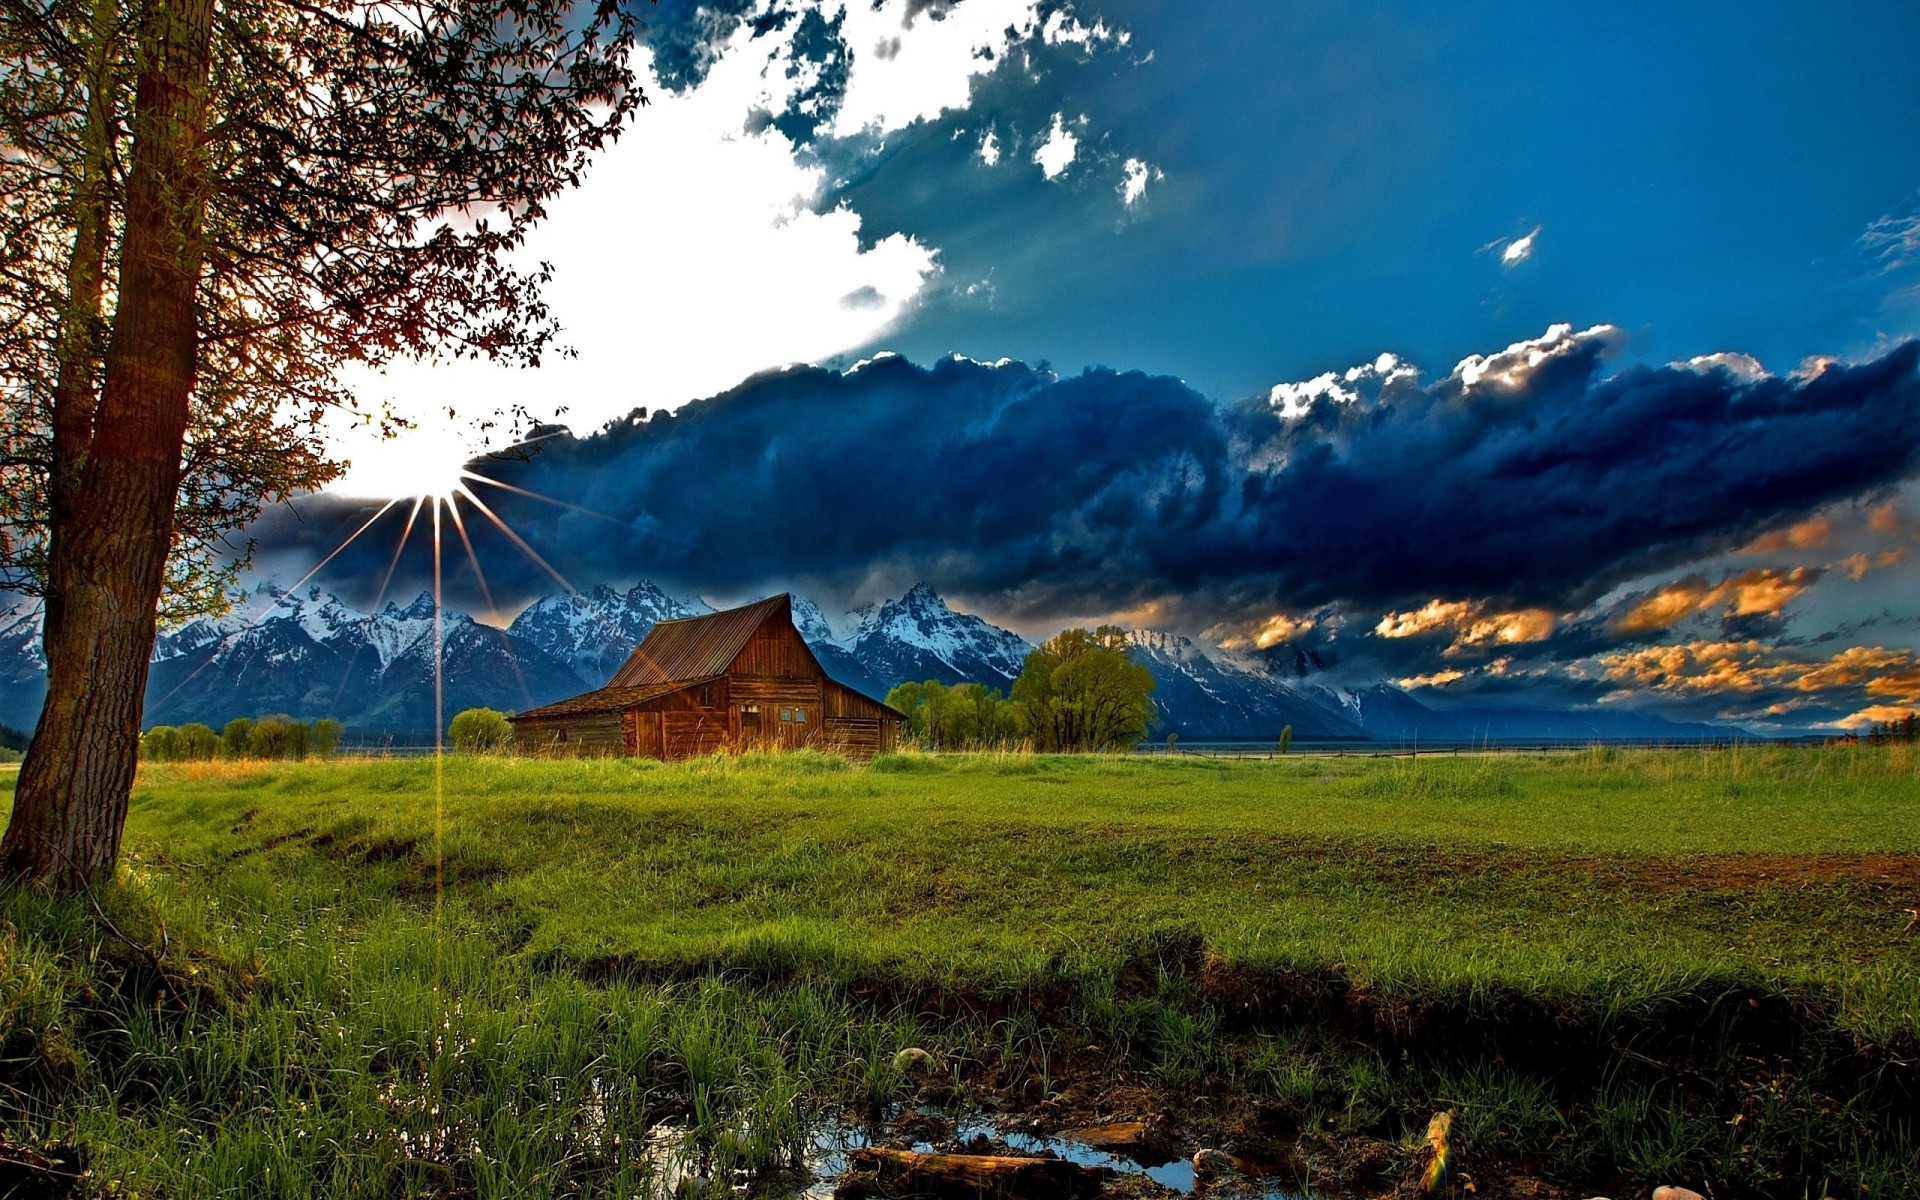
left=0, top=582, right=1742, bottom=743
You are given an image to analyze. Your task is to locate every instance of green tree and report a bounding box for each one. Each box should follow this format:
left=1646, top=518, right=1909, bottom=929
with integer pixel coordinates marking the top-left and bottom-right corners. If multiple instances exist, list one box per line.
left=177, top=722, right=218, bottom=761
left=448, top=707, right=512, bottom=754
left=312, top=718, right=345, bottom=759
left=139, top=725, right=182, bottom=761
left=248, top=715, right=292, bottom=760
left=884, top=681, right=1016, bottom=750
left=0, top=0, right=644, bottom=891
left=1166, top=732, right=1179, bottom=755
left=1278, top=725, right=1293, bottom=755
left=220, top=716, right=254, bottom=759
left=1010, top=626, right=1156, bottom=752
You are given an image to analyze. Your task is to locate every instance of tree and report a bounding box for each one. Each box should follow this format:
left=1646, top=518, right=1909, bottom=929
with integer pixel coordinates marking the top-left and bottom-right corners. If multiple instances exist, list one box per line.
left=884, top=680, right=1018, bottom=750
left=177, top=721, right=218, bottom=760
left=312, top=717, right=344, bottom=759
left=1166, top=731, right=1179, bottom=755
left=1277, top=725, right=1292, bottom=755
left=219, top=715, right=253, bottom=759
left=1, top=0, right=643, bottom=890
left=139, top=725, right=183, bottom=761
left=448, top=707, right=511, bottom=753
left=1009, top=626, right=1156, bottom=753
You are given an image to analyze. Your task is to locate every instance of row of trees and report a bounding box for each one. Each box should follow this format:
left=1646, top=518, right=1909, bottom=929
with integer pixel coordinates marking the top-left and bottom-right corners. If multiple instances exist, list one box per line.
left=886, top=626, right=1158, bottom=753
left=1861, top=712, right=1919, bottom=745
left=140, top=715, right=344, bottom=761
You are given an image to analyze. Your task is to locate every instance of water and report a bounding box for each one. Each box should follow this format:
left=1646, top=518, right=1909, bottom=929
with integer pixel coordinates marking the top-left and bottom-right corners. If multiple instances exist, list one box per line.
left=792, top=1114, right=1312, bottom=1200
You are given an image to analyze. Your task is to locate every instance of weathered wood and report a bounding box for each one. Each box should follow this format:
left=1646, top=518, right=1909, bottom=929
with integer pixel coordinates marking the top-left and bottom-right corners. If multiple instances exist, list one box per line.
left=508, top=596, right=903, bottom=764
left=844, top=1148, right=1110, bottom=1200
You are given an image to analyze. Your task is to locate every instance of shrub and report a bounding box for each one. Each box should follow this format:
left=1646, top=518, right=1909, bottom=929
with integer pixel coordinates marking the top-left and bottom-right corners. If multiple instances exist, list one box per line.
left=178, top=723, right=220, bottom=761
left=221, top=716, right=255, bottom=759
left=449, top=707, right=512, bottom=753
left=313, top=718, right=345, bottom=758
left=140, top=725, right=184, bottom=761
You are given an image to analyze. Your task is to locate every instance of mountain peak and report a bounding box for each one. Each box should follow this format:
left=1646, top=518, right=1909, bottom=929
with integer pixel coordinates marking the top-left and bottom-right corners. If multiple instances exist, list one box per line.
left=386, top=591, right=437, bottom=621
left=899, top=582, right=946, bottom=609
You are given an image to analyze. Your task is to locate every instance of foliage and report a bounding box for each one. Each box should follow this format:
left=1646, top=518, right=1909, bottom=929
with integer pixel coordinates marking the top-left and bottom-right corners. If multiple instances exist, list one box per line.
left=0, top=0, right=645, bottom=615
left=1009, top=626, right=1156, bottom=752
left=312, top=717, right=344, bottom=759
left=220, top=716, right=254, bottom=759
left=883, top=680, right=1019, bottom=749
left=448, top=707, right=511, bottom=754
left=0, top=723, right=26, bottom=752
left=1278, top=724, right=1293, bottom=755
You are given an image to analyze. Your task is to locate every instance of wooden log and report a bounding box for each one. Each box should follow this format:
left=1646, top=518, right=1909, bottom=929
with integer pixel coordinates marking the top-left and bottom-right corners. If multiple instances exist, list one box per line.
left=1058, top=1121, right=1155, bottom=1153
left=844, top=1147, right=1110, bottom=1199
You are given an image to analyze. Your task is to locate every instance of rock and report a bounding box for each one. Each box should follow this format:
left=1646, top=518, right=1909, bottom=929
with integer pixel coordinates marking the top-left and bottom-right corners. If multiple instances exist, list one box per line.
left=893, top=1047, right=938, bottom=1074
left=1192, top=1148, right=1239, bottom=1180
left=846, top=1147, right=1110, bottom=1200
left=1651, top=1190, right=1705, bottom=1200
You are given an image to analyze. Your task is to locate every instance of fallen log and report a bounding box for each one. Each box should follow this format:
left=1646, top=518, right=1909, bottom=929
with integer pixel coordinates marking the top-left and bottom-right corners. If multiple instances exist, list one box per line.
left=841, top=1147, right=1111, bottom=1199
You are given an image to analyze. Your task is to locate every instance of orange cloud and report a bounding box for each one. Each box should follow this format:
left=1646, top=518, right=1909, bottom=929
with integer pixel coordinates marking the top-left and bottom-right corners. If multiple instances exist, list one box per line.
left=1397, top=668, right=1466, bottom=689
left=1374, top=599, right=1556, bottom=653
left=1211, top=611, right=1315, bottom=650
left=1869, top=502, right=1903, bottom=535
left=1839, top=704, right=1920, bottom=729
left=1787, top=515, right=1831, bottom=548
left=1613, top=567, right=1818, bottom=633
left=1599, top=642, right=1920, bottom=704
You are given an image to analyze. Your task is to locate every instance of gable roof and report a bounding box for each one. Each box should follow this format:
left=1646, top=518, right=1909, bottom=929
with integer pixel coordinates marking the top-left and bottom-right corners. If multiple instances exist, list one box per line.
left=510, top=678, right=715, bottom=722
left=605, top=593, right=793, bottom=687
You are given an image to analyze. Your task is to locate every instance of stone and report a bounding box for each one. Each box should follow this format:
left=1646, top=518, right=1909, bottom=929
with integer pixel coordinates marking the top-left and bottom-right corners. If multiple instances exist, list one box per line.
left=1651, top=1189, right=1706, bottom=1200
left=1192, top=1148, right=1239, bottom=1179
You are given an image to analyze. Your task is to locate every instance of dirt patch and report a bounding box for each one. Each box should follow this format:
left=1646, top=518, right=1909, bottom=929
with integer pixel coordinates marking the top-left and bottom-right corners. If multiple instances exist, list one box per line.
left=1619, top=850, right=1920, bottom=896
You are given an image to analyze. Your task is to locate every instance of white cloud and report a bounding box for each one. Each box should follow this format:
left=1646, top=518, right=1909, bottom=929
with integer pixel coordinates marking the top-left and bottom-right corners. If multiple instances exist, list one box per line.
left=1118, top=156, right=1161, bottom=207
left=1265, top=351, right=1418, bottom=418
left=321, top=0, right=1144, bottom=498
left=1676, top=352, right=1768, bottom=383
left=1857, top=202, right=1920, bottom=275
left=1033, top=112, right=1080, bottom=180
left=830, top=0, right=1053, bottom=137
left=1450, top=322, right=1624, bottom=391
left=328, top=21, right=941, bottom=496
left=1500, top=224, right=1541, bottom=267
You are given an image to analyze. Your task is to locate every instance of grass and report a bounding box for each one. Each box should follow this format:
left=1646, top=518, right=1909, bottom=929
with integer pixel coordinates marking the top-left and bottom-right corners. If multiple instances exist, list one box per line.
left=3, top=745, right=1917, bottom=1197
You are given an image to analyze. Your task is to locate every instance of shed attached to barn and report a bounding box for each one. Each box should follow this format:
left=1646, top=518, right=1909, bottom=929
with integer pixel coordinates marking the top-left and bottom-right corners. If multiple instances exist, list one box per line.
left=507, top=594, right=902, bottom=761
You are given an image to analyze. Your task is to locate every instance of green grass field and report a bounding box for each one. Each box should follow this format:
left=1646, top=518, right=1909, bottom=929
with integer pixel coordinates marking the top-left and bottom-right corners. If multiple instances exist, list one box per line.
left=3, top=747, right=1917, bottom=1197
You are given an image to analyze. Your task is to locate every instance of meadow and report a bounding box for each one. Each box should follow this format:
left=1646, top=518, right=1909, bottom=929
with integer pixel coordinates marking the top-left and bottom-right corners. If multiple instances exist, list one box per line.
left=2, top=746, right=1917, bottom=1198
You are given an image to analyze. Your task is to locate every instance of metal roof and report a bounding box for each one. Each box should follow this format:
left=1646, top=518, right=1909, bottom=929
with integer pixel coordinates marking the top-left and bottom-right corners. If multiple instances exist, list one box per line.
left=606, top=593, right=794, bottom=687
left=509, top=679, right=713, bottom=722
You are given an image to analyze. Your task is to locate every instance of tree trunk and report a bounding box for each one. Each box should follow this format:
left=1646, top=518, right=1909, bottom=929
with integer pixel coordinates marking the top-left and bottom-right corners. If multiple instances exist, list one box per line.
left=1, top=0, right=214, bottom=892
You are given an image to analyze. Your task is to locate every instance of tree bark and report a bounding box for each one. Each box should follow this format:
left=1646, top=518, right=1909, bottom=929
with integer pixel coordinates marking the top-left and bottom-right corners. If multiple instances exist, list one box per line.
left=2, top=0, right=214, bottom=892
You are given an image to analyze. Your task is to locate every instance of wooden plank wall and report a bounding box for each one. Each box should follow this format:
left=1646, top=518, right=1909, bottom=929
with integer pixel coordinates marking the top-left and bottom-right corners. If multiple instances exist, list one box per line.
left=512, top=712, right=624, bottom=757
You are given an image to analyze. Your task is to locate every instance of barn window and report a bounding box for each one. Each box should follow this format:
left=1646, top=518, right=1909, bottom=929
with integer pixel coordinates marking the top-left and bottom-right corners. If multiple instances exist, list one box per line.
left=794, top=707, right=807, bottom=724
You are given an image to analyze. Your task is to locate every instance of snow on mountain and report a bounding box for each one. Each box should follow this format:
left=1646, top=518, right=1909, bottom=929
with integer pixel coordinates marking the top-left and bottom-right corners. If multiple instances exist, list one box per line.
left=842, top=583, right=1032, bottom=690
left=507, top=580, right=709, bottom=685
left=1126, top=629, right=1368, bottom=741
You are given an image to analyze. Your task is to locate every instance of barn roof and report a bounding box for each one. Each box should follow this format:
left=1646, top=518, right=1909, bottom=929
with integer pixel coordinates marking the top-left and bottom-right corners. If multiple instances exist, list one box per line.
left=511, top=678, right=716, bottom=722
left=606, top=593, right=795, bottom=687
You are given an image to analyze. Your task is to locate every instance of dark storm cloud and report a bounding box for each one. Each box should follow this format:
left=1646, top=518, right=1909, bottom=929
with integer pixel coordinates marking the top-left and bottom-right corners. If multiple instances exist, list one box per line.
left=266, top=339, right=1920, bottom=628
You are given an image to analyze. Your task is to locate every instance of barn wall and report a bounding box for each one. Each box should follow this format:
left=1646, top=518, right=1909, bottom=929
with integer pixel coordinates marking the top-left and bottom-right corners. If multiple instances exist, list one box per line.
left=512, top=712, right=624, bottom=757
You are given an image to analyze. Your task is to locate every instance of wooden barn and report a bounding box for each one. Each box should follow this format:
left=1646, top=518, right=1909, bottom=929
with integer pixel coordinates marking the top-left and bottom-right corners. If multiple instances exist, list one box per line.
left=507, top=594, right=903, bottom=762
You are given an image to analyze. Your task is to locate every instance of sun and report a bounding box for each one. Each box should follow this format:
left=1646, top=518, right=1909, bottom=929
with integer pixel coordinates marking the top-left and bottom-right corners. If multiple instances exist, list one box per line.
left=327, top=423, right=477, bottom=502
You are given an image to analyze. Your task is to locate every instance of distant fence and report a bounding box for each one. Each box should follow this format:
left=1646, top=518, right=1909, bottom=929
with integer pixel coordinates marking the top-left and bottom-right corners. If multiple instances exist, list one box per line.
left=1142, top=738, right=1789, bottom=760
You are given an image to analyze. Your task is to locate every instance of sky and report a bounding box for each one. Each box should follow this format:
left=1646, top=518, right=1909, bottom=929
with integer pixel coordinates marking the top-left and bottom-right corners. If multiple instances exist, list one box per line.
left=257, top=0, right=1920, bottom=734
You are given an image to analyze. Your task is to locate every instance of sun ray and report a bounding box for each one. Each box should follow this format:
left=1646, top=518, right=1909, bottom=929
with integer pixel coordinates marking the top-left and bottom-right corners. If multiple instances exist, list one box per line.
left=454, top=481, right=675, bottom=681
left=459, top=470, right=623, bottom=523
left=332, top=496, right=427, bottom=713
left=149, top=498, right=401, bottom=710
left=444, top=494, right=539, bottom=707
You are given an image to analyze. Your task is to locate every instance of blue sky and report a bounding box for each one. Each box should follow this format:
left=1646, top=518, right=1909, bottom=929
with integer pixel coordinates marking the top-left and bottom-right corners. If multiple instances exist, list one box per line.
left=276, top=0, right=1920, bottom=732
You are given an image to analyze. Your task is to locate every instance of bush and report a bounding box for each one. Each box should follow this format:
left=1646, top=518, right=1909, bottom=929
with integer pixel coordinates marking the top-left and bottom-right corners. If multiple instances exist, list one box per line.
left=140, top=725, right=184, bottom=761
left=178, top=723, right=220, bottom=761
left=313, top=718, right=344, bottom=758
left=449, top=707, right=512, bottom=753
left=221, top=716, right=255, bottom=759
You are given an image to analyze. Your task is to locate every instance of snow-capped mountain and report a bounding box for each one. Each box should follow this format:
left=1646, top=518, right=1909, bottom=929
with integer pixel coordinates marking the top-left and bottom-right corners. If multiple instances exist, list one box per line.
left=507, top=582, right=709, bottom=683
left=840, top=583, right=1033, bottom=690
left=0, top=577, right=1747, bottom=742
left=1126, top=630, right=1367, bottom=740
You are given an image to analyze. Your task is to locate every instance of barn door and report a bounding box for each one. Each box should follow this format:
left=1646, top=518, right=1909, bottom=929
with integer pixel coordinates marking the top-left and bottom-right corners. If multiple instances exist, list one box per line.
left=739, top=705, right=762, bottom=749
left=631, top=711, right=663, bottom=759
